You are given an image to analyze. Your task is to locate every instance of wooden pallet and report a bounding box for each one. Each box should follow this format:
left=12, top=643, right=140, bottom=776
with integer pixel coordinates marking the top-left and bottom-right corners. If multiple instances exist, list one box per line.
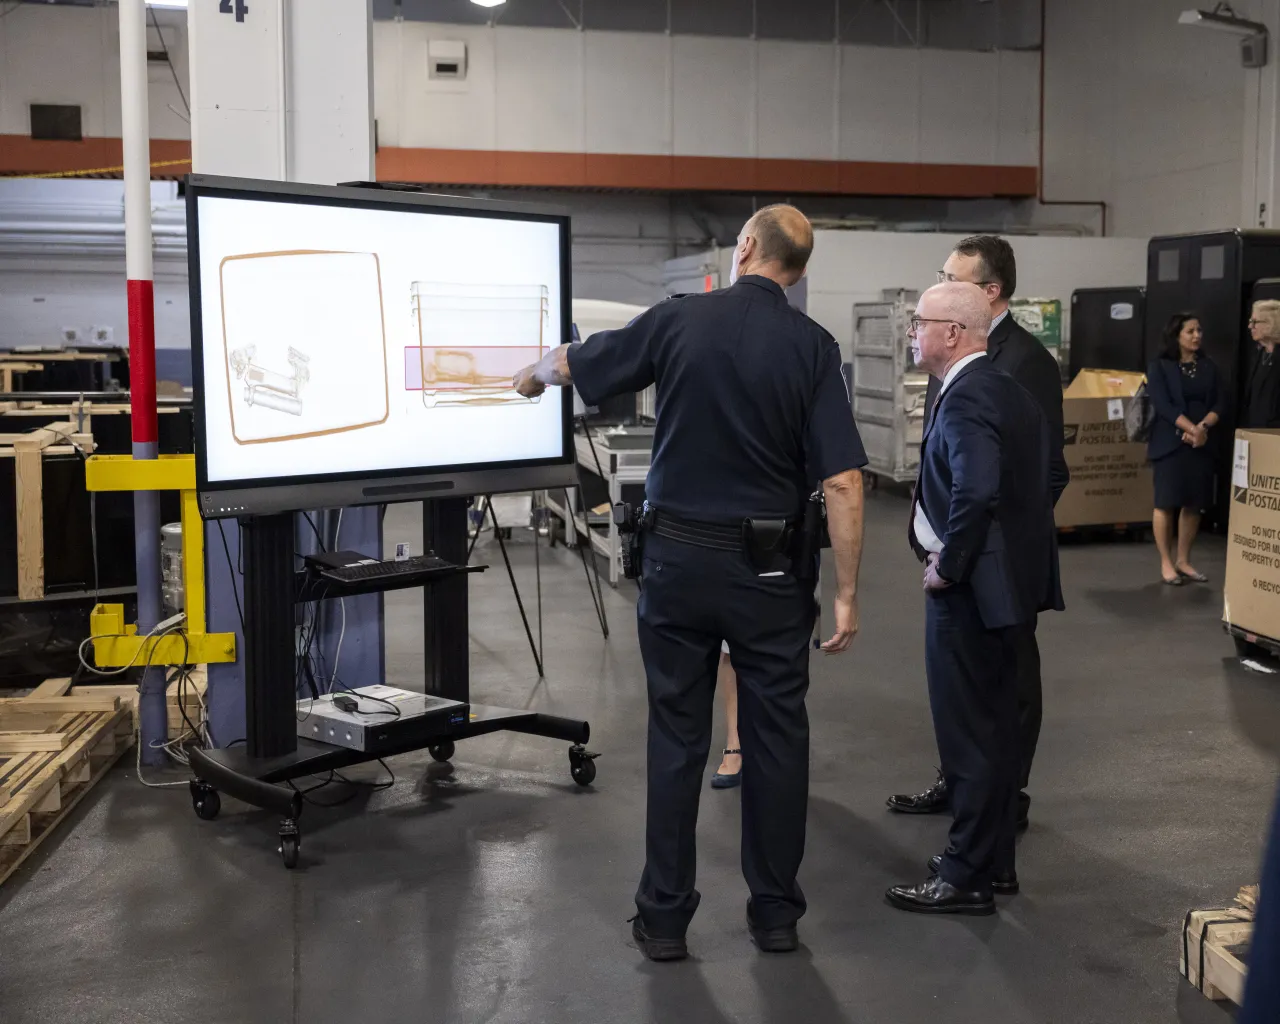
left=69, top=667, right=207, bottom=737
left=1182, top=904, right=1253, bottom=1006
left=0, top=678, right=133, bottom=887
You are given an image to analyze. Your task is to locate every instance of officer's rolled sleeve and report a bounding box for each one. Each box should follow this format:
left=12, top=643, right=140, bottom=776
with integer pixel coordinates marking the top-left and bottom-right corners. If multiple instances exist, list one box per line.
left=566, top=305, right=661, bottom=407
left=805, top=345, right=868, bottom=480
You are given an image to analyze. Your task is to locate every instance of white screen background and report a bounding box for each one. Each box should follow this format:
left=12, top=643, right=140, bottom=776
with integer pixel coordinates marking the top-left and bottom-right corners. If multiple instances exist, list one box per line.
left=196, top=194, right=567, bottom=485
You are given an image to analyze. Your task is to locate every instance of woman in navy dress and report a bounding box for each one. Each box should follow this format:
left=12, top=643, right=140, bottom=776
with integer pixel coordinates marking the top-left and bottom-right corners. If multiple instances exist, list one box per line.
left=1146, top=313, right=1225, bottom=586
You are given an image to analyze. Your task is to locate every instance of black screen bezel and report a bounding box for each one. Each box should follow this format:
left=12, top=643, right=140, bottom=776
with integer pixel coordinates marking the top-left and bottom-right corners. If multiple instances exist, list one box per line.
left=186, top=175, right=574, bottom=500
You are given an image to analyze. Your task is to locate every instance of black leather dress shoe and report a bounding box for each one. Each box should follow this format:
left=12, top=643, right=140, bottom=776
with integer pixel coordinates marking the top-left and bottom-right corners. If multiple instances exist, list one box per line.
left=630, top=917, right=688, bottom=961
left=746, top=910, right=799, bottom=952
left=927, top=855, right=1019, bottom=894
left=886, top=876, right=995, bottom=915
left=886, top=768, right=949, bottom=814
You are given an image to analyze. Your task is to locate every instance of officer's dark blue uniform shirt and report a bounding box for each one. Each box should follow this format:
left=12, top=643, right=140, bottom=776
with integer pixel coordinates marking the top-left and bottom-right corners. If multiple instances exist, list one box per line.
left=567, top=275, right=868, bottom=523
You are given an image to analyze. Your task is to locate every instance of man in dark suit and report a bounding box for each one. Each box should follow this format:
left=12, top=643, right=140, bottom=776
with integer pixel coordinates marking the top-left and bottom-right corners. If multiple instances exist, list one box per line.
left=887, top=235, right=1068, bottom=830
left=887, top=282, right=1064, bottom=914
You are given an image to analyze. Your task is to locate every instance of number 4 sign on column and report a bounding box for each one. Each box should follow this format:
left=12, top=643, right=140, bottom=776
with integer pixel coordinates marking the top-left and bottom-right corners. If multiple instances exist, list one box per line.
left=219, top=0, right=248, bottom=22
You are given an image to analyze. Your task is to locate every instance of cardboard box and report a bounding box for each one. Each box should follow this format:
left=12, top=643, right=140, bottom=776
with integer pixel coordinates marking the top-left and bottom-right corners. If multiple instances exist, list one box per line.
left=1054, top=370, right=1154, bottom=528
left=1224, top=429, right=1280, bottom=643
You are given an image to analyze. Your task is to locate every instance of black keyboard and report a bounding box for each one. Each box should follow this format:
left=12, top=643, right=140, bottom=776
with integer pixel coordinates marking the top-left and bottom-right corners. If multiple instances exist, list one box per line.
left=318, top=554, right=454, bottom=584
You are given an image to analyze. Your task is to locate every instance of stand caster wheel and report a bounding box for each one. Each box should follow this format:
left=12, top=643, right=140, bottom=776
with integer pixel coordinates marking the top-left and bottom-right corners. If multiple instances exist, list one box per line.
left=569, top=744, right=599, bottom=787
left=429, top=740, right=455, bottom=763
left=279, top=820, right=301, bottom=869
left=190, top=781, right=220, bottom=821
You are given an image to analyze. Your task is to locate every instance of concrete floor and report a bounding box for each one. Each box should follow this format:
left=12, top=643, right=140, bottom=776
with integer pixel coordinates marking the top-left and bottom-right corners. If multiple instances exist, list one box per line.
left=0, top=491, right=1276, bottom=1024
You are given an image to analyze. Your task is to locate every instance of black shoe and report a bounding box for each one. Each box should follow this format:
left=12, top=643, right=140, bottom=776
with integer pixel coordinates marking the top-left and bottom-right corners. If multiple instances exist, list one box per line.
left=630, top=916, right=688, bottom=962
left=927, top=855, right=1019, bottom=895
left=886, top=768, right=949, bottom=814
left=886, top=876, right=995, bottom=915
left=746, top=911, right=799, bottom=953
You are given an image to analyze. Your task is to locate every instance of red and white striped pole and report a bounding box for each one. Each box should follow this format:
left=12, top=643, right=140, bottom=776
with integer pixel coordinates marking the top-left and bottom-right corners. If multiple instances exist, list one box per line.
left=119, top=0, right=167, bottom=764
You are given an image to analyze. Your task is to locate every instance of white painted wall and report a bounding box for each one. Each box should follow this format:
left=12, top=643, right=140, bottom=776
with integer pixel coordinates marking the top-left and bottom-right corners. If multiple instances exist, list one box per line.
left=373, top=20, right=1040, bottom=167
left=1043, top=0, right=1247, bottom=238
left=0, top=4, right=190, bottom=141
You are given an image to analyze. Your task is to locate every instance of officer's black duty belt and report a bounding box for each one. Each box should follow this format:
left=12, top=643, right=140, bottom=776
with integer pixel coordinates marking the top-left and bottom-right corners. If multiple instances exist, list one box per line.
left=649, top=511, right=748, bottom=552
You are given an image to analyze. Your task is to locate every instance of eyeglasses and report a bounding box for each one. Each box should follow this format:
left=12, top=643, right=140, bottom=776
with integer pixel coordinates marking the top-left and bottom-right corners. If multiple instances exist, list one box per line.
left=908, top=316, right=967, bottom=334
left=936, top=271, right=996, bottom=286
left=1250, top=319, right=1265, bottom=327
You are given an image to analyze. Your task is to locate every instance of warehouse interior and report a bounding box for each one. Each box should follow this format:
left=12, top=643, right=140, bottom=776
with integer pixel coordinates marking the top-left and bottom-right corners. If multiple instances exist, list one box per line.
left=0, top=1, right=1278, bottom=1022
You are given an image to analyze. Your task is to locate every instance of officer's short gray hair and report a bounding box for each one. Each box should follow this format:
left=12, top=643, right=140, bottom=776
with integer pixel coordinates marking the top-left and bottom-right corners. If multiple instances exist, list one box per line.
left=748, top=205, right=814, bottom=275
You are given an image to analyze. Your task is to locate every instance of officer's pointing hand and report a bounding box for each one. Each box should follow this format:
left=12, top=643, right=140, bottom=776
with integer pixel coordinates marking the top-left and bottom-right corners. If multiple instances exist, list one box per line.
left=513, top=365, right=546, bottom=399
left=821, top=593, right=858, bottom=654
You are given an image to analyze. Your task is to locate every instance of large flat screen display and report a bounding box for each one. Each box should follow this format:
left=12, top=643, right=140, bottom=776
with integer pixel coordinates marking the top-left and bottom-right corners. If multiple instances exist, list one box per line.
left=187, top=176, right=575, bottom=518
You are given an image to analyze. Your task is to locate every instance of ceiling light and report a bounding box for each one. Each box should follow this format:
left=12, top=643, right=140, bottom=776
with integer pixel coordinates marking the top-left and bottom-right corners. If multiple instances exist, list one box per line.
left=1179, top=6, right=1265, bottom=34
left=1180, top=3, right=1268, bottom=66
left=470, top=0, right=506, bottom=7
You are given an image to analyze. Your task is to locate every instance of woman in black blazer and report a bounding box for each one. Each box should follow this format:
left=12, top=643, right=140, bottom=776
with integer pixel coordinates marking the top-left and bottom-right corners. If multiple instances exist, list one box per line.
left=1146, top=313, right=1225, bottom=585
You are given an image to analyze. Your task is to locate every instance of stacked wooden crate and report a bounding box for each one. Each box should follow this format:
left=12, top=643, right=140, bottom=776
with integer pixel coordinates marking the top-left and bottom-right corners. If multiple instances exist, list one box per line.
left=1181, top=886, right=1258, bottom=1008
left=0, top=677, right=134, bottom=886
left=1, top=419, right=94, bottom=600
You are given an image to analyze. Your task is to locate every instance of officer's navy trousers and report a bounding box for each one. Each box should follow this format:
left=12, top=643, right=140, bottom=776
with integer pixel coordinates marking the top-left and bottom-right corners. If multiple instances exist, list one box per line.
left=925, top=585, right=1022, bottom=891
left=634, top=532, right=815, bottom=937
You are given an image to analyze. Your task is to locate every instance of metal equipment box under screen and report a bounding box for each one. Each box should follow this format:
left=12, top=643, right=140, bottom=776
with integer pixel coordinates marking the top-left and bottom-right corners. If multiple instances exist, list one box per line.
left=852, top=296, right=928, bottom=483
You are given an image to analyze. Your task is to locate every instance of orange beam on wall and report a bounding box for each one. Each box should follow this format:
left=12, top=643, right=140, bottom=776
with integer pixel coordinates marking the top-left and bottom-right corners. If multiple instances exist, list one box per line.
left=0, top=135, right=191, bottom=178
left=0, top=135, right=1037, bottom=198
left=376, top=146, right=1038, bottom=199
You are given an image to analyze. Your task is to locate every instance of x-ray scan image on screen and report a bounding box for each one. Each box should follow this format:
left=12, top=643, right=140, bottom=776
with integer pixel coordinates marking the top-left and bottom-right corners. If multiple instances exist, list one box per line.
left=187, top=178, right=573, bottom=516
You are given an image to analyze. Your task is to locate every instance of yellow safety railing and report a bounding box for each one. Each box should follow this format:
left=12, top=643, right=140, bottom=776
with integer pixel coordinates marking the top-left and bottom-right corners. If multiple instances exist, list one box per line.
left=83, top=454, right=237, bottom=667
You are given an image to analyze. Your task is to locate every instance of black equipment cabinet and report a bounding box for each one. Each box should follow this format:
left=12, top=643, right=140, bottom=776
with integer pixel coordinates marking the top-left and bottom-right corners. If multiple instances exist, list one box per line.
left=1069, top=287, right=1146, bottom=378
left=1253, top=277, right=1280, bottom=304
left=187, top=497, right=596, bottom=869
left=1145, top=231, right=1280, bottom=524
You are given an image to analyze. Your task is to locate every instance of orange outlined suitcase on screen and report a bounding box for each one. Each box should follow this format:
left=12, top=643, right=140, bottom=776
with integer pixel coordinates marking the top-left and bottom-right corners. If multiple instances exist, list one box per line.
left=219, top=250, right=390, bottom=445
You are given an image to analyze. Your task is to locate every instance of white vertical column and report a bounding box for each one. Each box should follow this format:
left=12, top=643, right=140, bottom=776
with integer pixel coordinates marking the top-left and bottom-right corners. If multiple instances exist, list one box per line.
left=285, top=0, right=375, bottom=184
left=120, top=0, right=167, bottom=764
left=1242, top=0, right=1280, bottom=227
left=188, top=0, right=286, bottom=178
left=189, top=0, right=372, bottom=183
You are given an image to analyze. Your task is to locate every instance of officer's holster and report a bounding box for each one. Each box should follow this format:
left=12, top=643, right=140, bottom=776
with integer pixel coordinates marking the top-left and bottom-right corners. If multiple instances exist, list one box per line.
left=742, top=518, right=794, bottom=574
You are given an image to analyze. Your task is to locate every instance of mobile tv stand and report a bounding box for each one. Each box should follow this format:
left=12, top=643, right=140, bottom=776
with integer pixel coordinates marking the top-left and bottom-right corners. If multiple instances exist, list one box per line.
left=187, top=497, right=596, bottom=869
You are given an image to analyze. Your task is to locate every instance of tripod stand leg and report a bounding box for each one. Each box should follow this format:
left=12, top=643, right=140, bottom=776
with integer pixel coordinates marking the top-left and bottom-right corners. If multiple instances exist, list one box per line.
left=565, top=486, right=610, bottom=639
left=486, top=499, right=545, bottom=678
left=465, top=496, right=489, bottom=565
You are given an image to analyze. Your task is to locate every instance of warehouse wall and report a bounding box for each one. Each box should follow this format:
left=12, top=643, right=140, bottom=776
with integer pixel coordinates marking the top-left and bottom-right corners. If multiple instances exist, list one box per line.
left=0, top=179, right=714, bottom=352
left=0, top=4, right=190, bottom=144
left=1042, top=0, right=1248, bottom=238
left=0, top=181, right=190, bottom=355
left=802, top=231, right=1149, bottom=357
left=372, top=20, right=1040, bottom=175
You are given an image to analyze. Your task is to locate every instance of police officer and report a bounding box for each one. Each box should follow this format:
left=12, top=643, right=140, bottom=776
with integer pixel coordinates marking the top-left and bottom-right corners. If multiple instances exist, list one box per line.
left=514, top=204, right=868, bottom=961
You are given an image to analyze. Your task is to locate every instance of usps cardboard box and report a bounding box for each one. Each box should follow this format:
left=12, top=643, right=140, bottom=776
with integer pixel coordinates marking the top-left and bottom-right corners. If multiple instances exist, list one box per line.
left=1054, top=369, right=1154, bottom=529
left=1224, top=429, right=1280, bottom=643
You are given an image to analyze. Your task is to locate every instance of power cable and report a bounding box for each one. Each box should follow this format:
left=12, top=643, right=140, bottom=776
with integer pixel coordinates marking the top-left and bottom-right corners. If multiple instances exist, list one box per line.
left=148, top=7, right=189, bottom=115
